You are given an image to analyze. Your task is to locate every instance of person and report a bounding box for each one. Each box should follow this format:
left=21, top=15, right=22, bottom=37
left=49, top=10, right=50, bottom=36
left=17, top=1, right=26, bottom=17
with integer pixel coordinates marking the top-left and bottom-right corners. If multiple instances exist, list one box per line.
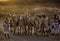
left=58, top=16, right=60, bottom=34
left=38, top=16, right=43, bottom=35
left=3, top=17, right=10, bottom=39
left=40, top=15, right=45, bottom=36
left=10, top=16, right=18, bottom=35
left=51, top=20, right=59, bottom=35
left=54, top=20, right=59, bottom=35
left=19, top=16, right=25, bottom=35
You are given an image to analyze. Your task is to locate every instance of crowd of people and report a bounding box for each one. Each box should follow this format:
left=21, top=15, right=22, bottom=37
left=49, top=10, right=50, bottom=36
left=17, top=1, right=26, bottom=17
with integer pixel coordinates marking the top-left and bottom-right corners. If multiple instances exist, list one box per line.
left=2, top=7, right=60, bottom=39
left=3, top=13, right=60, bottom=39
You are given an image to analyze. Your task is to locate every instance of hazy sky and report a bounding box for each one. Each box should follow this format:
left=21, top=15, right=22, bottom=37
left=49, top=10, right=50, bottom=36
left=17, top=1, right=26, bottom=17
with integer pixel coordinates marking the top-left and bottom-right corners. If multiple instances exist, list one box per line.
left=5, top=0, right=59, bottom=2
left=0, top=0, right=59, bottom=5
left=0, top=0, right=59, bottom=2
left=0, top=0, right=8, bottom=1
left=15, top=0, right=60, bottom=2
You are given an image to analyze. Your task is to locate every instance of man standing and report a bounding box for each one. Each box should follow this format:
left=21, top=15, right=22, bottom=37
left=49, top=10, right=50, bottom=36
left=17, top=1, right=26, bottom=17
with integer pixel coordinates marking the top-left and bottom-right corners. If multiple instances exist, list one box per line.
left=54, top=20, right=59, bottom=35
left=3, top=17, right=10, bottom=39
